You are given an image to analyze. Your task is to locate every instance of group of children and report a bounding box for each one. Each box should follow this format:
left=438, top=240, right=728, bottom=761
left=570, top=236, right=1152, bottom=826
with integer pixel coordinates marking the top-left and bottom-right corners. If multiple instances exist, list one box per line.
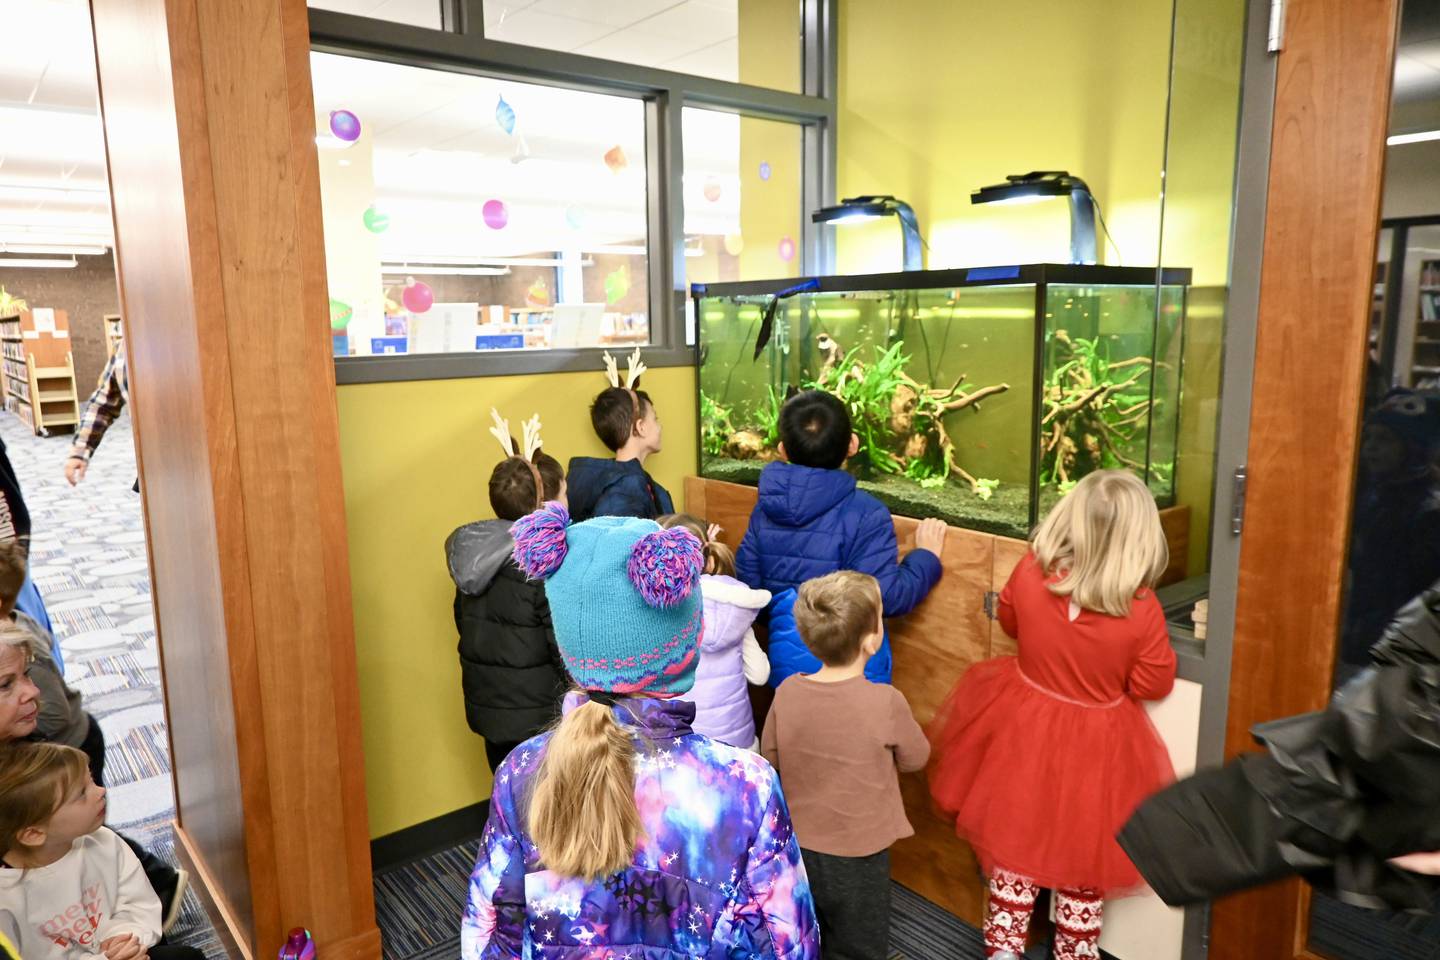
left=453, top=351, right=1179, bottom=960
left=0, top=541, right=198, bottom=960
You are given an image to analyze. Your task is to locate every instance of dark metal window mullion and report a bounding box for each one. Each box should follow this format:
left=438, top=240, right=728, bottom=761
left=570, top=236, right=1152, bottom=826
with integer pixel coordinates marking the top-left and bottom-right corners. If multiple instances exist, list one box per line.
left=645, top=92, right=686, bottom=352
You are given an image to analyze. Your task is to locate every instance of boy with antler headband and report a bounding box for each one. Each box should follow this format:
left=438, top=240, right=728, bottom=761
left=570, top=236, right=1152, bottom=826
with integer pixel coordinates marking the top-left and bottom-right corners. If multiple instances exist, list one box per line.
left=444, top=410, right=570, bottom=771
left=566, top=349, right=675, bottom=521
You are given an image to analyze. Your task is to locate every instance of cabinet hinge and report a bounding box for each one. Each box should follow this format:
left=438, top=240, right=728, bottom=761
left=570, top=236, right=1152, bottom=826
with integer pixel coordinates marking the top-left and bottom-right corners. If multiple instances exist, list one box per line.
left=1268, top=0, right=1286, bottom=53
left=1231, top=465, right=1248, bottom=535
left=983, top=591, right=1000, bottom=620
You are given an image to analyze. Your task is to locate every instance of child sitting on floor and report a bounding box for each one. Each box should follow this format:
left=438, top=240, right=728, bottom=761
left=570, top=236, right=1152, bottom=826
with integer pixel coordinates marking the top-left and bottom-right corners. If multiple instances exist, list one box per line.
left=0, top=742, right=203, bottom=960
left=658, top=514, right=770, bottom=749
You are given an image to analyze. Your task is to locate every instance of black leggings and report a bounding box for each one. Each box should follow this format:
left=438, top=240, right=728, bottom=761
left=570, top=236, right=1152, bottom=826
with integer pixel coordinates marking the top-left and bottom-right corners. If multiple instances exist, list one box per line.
left=146, top=946, right=205, bottom=960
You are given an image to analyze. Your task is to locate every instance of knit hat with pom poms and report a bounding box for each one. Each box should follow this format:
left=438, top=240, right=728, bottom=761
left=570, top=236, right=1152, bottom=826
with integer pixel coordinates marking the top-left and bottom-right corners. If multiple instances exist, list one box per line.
left=512, top=503, right=704, bottom=695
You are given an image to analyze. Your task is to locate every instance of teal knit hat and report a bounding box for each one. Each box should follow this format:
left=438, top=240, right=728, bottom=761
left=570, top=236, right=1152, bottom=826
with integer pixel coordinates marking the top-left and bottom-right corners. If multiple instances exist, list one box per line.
left=511, top=504, right=705, bottom=694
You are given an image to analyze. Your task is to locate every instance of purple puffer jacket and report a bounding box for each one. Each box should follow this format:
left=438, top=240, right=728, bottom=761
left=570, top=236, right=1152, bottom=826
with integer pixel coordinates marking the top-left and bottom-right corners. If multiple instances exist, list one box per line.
left=680, top=574, right=771, bottom=748
left=462, top=693, right=820, bottom=960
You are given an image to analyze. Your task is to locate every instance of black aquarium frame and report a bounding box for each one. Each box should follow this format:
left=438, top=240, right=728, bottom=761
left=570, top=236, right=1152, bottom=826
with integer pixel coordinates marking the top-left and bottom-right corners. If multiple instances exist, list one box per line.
left=691, top=263, right=1193, bottom=534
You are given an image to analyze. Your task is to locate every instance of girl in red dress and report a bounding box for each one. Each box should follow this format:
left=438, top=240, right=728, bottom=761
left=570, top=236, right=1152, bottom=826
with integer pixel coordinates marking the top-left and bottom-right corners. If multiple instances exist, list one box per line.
left=928, top=470, right=1177, bottom=960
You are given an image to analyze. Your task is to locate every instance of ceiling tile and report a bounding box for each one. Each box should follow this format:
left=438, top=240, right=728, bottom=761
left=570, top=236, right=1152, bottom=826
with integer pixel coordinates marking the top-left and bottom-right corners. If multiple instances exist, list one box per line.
left=631, top=0, right=735, bottom=41
left=528, top=0, right=681, bottom=28
left=574, top=27, right=712, bottom=66
left=660, top=37, right=738, bottom=83
left=485, top=9, right=615, bottom=51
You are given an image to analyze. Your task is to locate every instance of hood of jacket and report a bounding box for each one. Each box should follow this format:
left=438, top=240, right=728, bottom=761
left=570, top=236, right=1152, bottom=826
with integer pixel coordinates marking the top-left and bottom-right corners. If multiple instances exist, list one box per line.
left=757, top=461, right=857, bottom=527
left=700, top=575, right=770, bottom=653
left=566, top=456, right=648, bottom=520
left=445, top=519, right=517, bottom=594
left=1371, top=581, right=1440, bottom=665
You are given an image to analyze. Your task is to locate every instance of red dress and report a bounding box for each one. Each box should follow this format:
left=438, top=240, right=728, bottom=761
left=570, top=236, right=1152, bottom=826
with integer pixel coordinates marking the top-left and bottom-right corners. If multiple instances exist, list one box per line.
left=927, top=553, right=1177, bottom=894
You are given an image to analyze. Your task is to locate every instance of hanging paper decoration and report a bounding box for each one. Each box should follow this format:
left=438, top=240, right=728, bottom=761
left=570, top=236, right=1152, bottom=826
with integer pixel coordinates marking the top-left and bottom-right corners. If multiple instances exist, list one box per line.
left=703, top=177, right=722, bottom=203
left=482, top=199, right=510, bottom=230
left=495, top=95, right=517, bottom=135
left=758, top=161, right=772, bottom=181
left=565, top=206, right=586, bottom=230
left=402, top=277, right=434, bottom=314
left=603, top=145, right=628, bottom=173
left=604, top=264, right=631, bottom=305
left=723, top=233, right=745, bottom=257
left=778, top=236, right=796, bottom=262
left=362, top=205, right=389, bottom=234
left=329, top=109, right=361, bottom=142
left=510, top=131, right=531, bottom=164
left=526, top=278, right=551, bottom=308
left=329, top=297, right=353, bottom=330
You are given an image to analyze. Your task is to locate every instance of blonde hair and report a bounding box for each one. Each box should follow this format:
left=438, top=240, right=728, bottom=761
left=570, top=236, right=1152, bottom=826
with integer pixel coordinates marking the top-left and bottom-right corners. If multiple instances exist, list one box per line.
left=657, top=514, right=735, bottom=577
left=0, top=743, right=89, bottom=856
left=1031, top=470, right=1168, bottom=617
left=794, top=570, right=882, bottom=666
left=528, top=700, right=644, bottom=881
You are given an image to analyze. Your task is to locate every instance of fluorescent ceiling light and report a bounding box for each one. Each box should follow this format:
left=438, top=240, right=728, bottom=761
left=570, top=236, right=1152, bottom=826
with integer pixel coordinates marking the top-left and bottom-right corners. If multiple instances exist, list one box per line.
left=587, top=245, right=647, bottom=256
left=1387, top=129, right=1440, bottom=146
left=0, top=258, right=78, bottom=269
left=0, top=244, right=107, bottom=256
left=381, top=264, right=512, bottom=276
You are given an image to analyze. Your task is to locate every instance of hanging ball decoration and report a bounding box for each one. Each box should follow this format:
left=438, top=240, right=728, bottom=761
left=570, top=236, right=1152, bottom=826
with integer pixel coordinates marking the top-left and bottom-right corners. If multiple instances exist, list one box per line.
left=402, top=278, right=434, bottom=314
left=482, top=199, right=509, bottom=230
left=362, top=205, right=389, bottom=234
left=723, top=233, right=745, bottom=257
left=603, top=145, right=629, bottom=173
left=328, top=297, right=354, bottom=330
left=703, top=177, right=723, bottom=203
left=329, top=109, right=362, bottom=142
left=778, top=236, right=796, bottom=262
left=604, top=264, right=631, bottom=306
left=495, top=95, right=517, bottom=136
left=759, top=161, right=772, bottom=181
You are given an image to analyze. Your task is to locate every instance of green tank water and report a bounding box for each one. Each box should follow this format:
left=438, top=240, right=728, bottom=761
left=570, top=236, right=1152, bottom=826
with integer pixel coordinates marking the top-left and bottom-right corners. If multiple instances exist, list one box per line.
left=694, top=264, right=1188, bottom=539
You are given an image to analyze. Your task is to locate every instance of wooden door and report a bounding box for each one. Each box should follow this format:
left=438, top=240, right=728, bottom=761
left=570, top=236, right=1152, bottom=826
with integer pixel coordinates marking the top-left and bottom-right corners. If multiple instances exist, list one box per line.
left=1209, top=0, right=1401, bottom=956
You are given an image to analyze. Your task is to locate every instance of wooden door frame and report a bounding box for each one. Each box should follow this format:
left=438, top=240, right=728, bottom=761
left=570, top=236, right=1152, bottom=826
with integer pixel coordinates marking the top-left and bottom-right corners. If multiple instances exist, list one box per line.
left=1210, top=0, right=1401, bottom=957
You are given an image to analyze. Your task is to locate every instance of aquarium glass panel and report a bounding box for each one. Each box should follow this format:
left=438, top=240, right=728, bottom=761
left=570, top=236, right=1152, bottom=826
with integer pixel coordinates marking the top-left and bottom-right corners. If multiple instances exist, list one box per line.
left=1041, top=283, right=1172, bottom=511
left=698, top=282, right=1038, bottom=538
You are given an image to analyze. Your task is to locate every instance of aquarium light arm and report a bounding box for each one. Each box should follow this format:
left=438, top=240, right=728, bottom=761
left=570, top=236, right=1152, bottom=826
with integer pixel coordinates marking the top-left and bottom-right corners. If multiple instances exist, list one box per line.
left=970, top=172, right=1098, bottom=265
left=811, top=195, right=924, bottom=271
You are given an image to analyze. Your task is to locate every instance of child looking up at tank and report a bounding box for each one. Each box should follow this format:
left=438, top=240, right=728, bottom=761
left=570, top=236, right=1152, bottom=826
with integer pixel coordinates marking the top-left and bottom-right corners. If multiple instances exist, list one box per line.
left=446, top=411, right=569, bottom=772
left=658, top=514, right=770, bottom=749
left=736, top=389, right=947, bottom=683
left=761, top=570, right=929, bottom=960
left=928, top=469, right=1177, bottom=960
left=0, top=742, right=204, bottom=960
left=567, top=349, right=674, bottom=521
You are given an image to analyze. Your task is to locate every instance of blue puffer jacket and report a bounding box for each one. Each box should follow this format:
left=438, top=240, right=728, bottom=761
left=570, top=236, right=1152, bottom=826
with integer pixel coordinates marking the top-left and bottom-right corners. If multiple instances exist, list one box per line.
left=736, top=463, right=943, bottom=684
left=567, top=456, right=675, bottom=522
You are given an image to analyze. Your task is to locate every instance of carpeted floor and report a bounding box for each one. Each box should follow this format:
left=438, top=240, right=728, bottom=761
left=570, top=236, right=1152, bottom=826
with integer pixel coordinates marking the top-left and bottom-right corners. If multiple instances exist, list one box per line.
left=4, top=412, right=224, bottom=958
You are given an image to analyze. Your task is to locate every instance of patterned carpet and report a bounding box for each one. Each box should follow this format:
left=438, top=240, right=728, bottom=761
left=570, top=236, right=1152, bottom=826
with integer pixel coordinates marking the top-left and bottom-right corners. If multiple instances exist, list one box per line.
left=2, top=412, right=224, bottom=958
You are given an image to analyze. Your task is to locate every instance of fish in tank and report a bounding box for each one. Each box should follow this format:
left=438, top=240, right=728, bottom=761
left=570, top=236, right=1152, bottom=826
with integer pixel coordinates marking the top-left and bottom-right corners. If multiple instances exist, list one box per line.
left=694, top=264, right=1188, bottom=539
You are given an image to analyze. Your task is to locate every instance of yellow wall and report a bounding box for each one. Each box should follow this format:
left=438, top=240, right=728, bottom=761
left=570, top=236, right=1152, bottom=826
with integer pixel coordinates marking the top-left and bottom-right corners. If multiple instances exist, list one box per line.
left=338, top=366, right=697, bottom=838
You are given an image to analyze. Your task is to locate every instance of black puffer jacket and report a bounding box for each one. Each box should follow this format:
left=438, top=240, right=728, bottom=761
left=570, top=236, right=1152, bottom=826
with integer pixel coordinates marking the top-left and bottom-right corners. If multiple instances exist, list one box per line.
left=445, top=519, right=569, bottom=744
left=1119, top=582, right=1440, bottom=911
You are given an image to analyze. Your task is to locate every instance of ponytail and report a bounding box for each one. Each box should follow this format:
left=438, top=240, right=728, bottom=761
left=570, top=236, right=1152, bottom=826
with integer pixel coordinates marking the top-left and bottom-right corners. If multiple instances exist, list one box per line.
left=529, top=700, right=643, bottom=880
left=656, top=513, right=734, bottom=577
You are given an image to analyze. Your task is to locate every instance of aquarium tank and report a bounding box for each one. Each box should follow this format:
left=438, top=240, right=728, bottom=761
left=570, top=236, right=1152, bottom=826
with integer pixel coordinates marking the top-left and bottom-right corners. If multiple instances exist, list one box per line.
left=694, top=264, right=1188, bottom=539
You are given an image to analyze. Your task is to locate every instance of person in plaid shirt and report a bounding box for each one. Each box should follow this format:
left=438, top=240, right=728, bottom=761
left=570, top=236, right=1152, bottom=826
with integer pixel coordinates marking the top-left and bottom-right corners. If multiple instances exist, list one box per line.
left=64, top=340, right=127, bottom=487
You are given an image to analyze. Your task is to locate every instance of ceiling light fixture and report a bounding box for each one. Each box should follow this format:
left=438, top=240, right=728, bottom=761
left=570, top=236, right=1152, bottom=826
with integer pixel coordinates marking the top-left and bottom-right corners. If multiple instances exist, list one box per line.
left=380, top=264, right=512, bottom=277
left=1387, top=129, right=1440, bottom=146
left=0, top=244, right=107, bottom=256
left=0, top=257, right=79, bottom=269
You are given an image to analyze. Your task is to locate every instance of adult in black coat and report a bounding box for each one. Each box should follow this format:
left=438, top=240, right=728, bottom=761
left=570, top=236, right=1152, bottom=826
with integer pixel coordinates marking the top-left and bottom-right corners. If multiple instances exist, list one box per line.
left=1118, top=580, right=1440, bottom=912
left=445, top=421, right=570, bottom=772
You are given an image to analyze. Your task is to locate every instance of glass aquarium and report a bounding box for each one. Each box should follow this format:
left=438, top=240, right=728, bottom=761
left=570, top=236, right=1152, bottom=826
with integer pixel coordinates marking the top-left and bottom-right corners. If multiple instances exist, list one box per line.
left=694, top=264, right=1189, bottom=538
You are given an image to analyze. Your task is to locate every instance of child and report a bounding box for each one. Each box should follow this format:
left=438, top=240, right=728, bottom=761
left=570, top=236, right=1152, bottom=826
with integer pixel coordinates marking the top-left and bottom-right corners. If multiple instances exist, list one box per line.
left=446, top=411, right=570, bottom=772
left=568, top=349, right=674, bottom=521
left=736, top=389, right=946, bottom=683
left=0, top=548, right=188, bottom=934
left=658, top=514, right=770, bottom=749
left=761, top=570, right=930, bottom=960
left=927, top=470, right=1177, bottom=960
left=0, top=742, right=203, bottom=960
left=461, top=506, right=818, bottom=959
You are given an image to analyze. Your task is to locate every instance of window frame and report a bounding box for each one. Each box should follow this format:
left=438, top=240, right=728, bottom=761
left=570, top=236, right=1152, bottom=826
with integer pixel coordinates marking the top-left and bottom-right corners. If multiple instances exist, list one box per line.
left=310, top=0, right=837, bottom=384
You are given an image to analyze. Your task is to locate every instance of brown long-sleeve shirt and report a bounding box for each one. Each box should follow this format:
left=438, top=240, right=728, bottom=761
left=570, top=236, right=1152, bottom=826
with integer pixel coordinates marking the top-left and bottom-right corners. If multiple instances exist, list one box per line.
left=761, top=673, right=930, bottom=857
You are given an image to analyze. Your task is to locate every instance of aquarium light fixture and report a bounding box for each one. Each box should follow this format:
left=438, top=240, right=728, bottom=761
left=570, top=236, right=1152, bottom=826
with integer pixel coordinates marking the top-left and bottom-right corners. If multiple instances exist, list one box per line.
left=1387, top=129, right=1440, bottom=146
left=971, top=171, right=1098, bottom=265
left=811, top=195, right=924, bottom=271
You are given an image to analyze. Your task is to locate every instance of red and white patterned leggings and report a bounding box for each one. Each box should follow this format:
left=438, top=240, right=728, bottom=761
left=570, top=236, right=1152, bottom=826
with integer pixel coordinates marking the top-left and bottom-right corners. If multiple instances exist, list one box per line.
left=984, top=869, right=1104, bottom=959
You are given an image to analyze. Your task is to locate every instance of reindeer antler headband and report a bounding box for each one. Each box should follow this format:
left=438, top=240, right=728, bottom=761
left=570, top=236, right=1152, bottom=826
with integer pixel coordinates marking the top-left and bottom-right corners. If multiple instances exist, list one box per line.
left=603, top=348, right=648, bottom=432
left=489, top=408, right=548, bottom=509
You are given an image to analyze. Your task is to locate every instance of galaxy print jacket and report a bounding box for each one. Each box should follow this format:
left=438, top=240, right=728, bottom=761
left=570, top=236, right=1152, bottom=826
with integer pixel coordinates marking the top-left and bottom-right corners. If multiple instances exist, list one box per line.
left=462, top=694, right=820, bottom=959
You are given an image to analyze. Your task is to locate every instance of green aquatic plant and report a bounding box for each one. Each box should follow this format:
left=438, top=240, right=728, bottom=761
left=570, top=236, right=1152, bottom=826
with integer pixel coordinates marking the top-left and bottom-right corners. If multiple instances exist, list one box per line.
left=1040, top=330, right=1156, bottom=489
left=755, top=385, right=783, bottom=448
left=700, top=391, right=735, bottom=458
